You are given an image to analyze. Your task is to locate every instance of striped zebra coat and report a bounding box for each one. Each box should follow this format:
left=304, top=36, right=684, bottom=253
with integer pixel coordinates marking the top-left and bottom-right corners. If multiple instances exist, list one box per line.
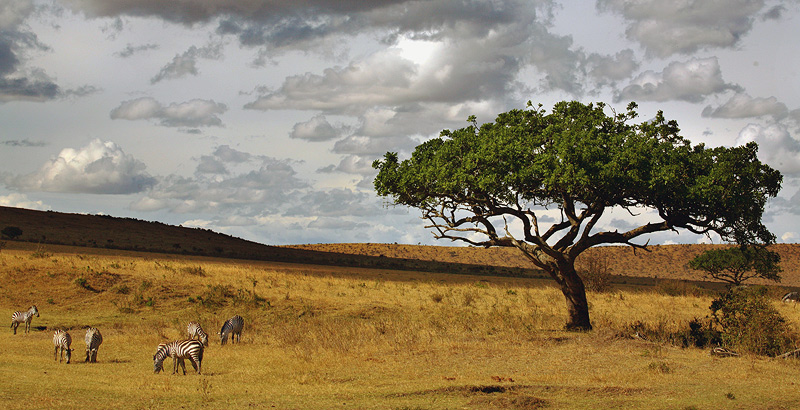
left=84, top=327, right=103, bottom=363
left=218, top=315, right=244, bottom=345
left=187, top=321, right=209, bottom=347
left=11, top=305, right=39, bottom=335
left=153, top=340, right=204, bottom=375
left=53, top=329, right=73, bottom=364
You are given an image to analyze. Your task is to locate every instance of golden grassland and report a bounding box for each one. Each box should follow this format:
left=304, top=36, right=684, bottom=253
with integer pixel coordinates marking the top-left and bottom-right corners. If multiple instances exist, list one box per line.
left=3, top=241, right=800, bottom=410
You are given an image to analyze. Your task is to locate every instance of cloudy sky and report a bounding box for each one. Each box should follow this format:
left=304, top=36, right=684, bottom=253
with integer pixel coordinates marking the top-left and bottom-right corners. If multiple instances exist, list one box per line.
left=1, top=0, right=800, bottom=246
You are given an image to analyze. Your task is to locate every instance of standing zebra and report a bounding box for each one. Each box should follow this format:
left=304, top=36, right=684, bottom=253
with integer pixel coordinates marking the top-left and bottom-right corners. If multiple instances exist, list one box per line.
left=10, top=305, right=39, bottom=335
left=153, top=340, right=204, bottom=375
left=84, top=327, right=103, bottom=363
left=187, top=321, right=209, bottom=347
left=53, top=329, right=73, bottom=364
left=218, top=315, right=244, bottom=345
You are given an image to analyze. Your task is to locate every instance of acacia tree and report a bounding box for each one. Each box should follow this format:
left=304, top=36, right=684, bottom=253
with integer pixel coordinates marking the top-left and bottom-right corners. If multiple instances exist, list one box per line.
left=687, top=245, right=782, bottom=286
left=373, top=101, right=782, bottom=331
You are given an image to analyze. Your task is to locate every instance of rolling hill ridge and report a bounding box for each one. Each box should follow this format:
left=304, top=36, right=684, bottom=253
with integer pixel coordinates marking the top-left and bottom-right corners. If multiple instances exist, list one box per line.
left=2, top=205, right=799, bottom=286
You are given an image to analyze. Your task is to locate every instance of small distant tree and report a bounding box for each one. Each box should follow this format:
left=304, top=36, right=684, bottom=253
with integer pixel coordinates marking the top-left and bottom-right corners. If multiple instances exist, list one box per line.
left=1, top=226, right=22, bottom=240
left=687, top=245, right=781, bottom=286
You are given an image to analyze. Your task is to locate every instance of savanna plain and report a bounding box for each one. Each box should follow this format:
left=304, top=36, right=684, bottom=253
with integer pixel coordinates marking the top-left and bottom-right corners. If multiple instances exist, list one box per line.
left=2, top=241, right=800, bottom=410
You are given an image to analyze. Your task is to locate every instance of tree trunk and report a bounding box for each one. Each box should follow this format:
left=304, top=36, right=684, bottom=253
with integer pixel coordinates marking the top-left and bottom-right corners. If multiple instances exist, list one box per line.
left=556, top=263, right=593, bottom=331
left=517, top=245, right=592, bottom=331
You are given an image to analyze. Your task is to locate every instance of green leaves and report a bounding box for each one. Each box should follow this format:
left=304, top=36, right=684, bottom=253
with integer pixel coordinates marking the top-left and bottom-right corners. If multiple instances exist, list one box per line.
left=687, top=245, right=782, bottom=286
left=372, top=100, right=782, bottom=247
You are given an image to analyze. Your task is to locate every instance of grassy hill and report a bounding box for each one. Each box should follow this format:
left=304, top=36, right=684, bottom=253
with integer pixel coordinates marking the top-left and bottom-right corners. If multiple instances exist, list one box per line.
left=2, top=205, right=800, bottom=287
left=0, top=206, right=540, bottom=278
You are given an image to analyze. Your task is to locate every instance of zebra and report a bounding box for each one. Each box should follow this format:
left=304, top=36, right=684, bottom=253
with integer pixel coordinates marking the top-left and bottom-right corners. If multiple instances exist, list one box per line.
left=53, top=329, right=73, bottom=364
left=782, top=291, right=800, bottom=305
left=84, top=327, right=103, bottom=363
left=10, top=305, right=39, bottom=335
left=218, top=315, right=244, bottom=345
left=153, top=340, right=204, bottom=375
left=187, top=321, right=209, bottom=347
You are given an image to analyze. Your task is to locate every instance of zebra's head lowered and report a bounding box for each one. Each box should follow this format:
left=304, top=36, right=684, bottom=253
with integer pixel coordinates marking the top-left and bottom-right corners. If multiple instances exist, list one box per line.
left=153, top=343, right=168, bottom=373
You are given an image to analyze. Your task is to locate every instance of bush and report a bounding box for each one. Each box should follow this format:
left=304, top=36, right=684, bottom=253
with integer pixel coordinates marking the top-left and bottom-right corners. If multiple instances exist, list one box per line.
left=1, top=226, right=22, bottom=240
left=577, top=253, right=613, bottom=292
left=681, top=318, right=722, bottom=348
left=710, top=286, right=795, bottom=356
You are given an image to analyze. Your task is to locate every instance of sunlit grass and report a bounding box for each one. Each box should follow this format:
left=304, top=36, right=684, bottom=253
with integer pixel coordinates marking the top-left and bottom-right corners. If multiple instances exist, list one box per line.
left=2, top=242, right=800, bottom=409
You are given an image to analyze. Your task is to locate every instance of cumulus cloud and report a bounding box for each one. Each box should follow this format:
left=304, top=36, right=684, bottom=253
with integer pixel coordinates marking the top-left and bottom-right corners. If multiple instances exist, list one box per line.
left=781, top=231, right=799, bottom=242
left=329, top=155, right=378, bottom=175
left=110, top=97, right=227, bottom=127
left=290, top=115, right=344, bottom=141
left=597, top=0, right=769, bottom=57
left=7, top=139, right=156, bottom=194
left=133, top=155, right=307, bottom=215
left=195, top=145, right=256, bottom=175
left=735, top=123, right=800, bottom=175
left=585, top=49, right=639, bottom=85
left=615, top=57, right=741, bottom=103
left=332, top=135, right=418, bottom=156
left=151, top=42, right=224, bottom=83
left=285, top=188, right=380, bottom=218
left=702, top=93, right=789, bottom=119
left=0, top=192, right=49, bottom=210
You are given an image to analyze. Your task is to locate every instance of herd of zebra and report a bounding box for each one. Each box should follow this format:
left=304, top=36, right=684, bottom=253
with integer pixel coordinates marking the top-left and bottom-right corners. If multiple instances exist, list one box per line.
left=10, top=305, right=245, bottom=375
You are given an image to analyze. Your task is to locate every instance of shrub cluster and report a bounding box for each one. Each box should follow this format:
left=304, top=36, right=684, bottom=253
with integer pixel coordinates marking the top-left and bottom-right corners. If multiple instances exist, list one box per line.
left=577, top=253, right=613, bottom=292
left=708, top=286, right=795, bottom=356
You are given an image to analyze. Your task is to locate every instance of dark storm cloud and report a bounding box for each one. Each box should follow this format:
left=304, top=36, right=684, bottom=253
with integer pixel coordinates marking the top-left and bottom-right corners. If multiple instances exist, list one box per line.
left=60, top=0, right=408, bottom=25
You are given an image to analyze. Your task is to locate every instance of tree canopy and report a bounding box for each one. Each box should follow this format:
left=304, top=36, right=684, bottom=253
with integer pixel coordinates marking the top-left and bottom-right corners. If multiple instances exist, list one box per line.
left=687, top=245, right=782, bottom=286
left=373, top=101, right=782, bottom=330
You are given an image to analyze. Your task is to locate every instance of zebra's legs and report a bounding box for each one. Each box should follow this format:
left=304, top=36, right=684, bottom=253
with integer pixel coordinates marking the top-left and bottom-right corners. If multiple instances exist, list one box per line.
left=12, top=322, right=18, bottom=334
left=173, top=357, right=187, bottom=375
left=188, top=357, right=200, bottom=374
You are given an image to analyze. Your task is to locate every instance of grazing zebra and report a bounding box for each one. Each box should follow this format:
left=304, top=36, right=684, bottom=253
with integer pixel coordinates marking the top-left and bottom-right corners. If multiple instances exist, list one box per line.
left=153, top=340, right=204, bottom=375
left=187, top=321, right=209, bottom=347
left=218, top=315, right=244, bottom=345
left=10, top=305, right=39, bottom=335
left=782, top=291, right=800, bottom=305
left=53, top=329, right=73, bottom=364
left=84, top=327, right=103, bottom=363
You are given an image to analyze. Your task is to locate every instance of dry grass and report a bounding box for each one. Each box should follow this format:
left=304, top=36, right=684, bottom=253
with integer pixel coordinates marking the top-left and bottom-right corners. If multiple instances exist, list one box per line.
left=2, top=242, right=800, bottom=409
